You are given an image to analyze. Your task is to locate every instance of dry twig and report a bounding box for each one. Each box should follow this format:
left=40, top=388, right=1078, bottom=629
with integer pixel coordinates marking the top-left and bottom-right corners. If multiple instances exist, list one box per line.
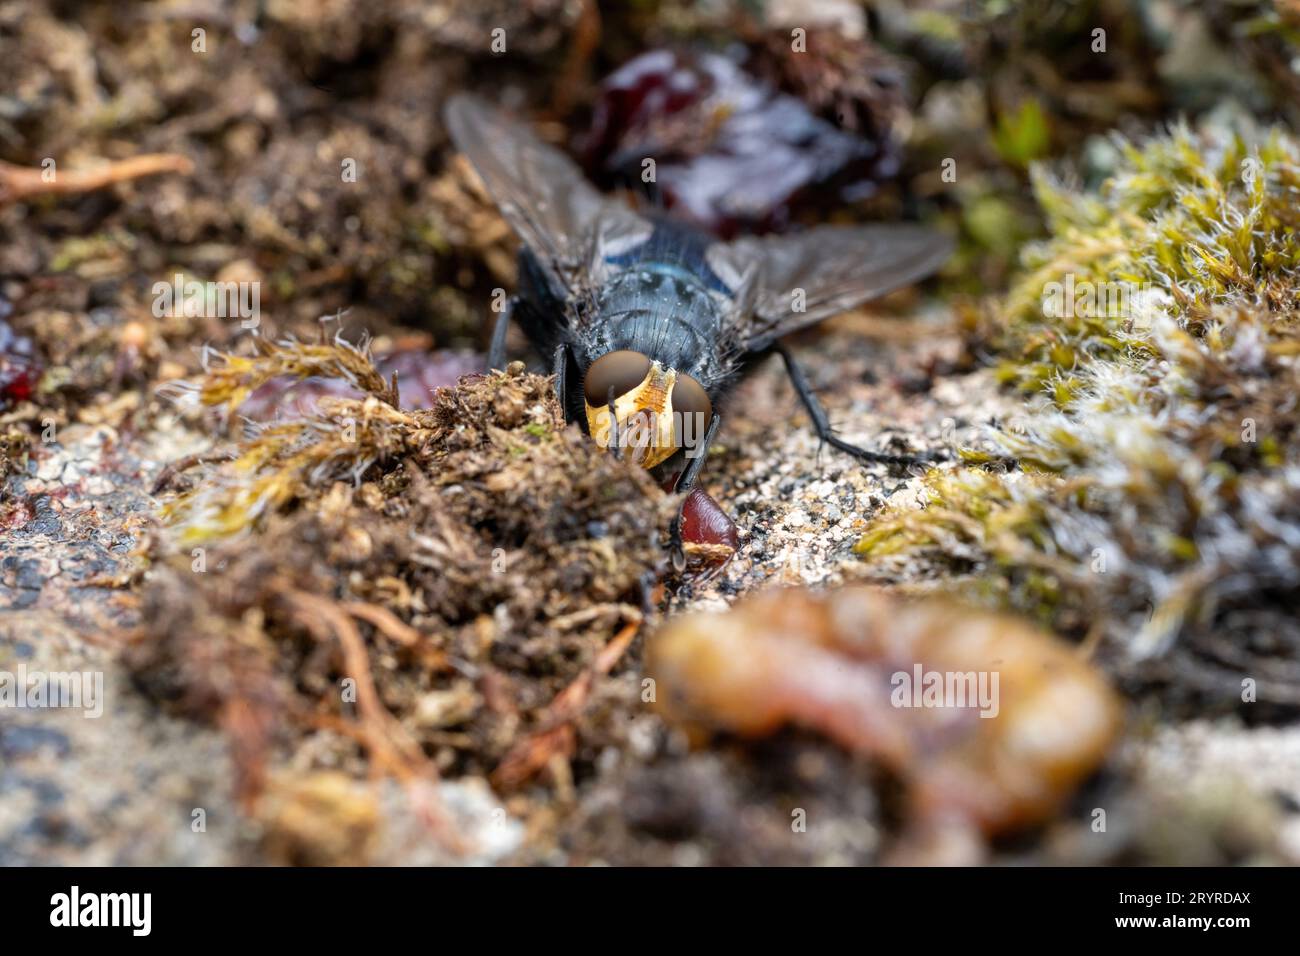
left=0, top=153, right=193, bottom=207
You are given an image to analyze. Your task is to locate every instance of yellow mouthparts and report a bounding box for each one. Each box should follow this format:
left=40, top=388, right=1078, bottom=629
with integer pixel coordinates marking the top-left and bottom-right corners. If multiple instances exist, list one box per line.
left=585, top=361, right=679, bottom=469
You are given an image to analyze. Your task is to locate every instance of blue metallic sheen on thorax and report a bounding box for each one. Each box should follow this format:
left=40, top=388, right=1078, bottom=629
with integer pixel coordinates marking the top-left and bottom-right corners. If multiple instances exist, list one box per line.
left=586, top=223, right=734, bottom=384
left=589, top=265, right=723, bottom=379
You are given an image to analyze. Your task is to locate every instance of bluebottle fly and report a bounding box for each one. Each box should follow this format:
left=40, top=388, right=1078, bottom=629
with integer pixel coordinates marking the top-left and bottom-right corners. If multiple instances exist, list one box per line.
left=444, top=94, right=952, bottom=563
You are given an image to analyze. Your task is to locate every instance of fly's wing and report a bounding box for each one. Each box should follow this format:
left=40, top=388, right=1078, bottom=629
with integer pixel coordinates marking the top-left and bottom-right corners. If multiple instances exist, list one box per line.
left=705, top=224, right=953, bottom=352
left=443, top=93, right=651, bottom=299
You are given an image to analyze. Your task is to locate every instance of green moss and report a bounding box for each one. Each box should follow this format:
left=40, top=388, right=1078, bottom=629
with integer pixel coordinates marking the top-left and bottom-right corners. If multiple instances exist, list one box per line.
left=858, top=120, right=1300, bottom=646
left=997, top=124, right=1300, bottom=394
left=993, top=98, right=1052, bottom=168
left=49, top=231, right=133, bottom=273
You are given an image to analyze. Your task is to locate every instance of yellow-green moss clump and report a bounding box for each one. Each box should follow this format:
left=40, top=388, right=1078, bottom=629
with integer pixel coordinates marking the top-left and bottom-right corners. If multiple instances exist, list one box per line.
left=859, top=122, right=1300, bottom=702
left=998, top=123, right=1300, bottom=394
left=157, top=336, right=413, bottom=546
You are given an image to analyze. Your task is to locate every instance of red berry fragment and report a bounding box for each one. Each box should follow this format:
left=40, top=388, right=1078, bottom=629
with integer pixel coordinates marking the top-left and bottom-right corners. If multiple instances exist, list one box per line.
left=0, top=316, right=41, bottom=408
left=583, top=49, right=900, bottom=236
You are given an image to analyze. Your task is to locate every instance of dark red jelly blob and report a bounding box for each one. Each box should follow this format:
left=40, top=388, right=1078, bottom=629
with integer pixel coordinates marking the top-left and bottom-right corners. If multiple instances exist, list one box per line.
left=0, top=316, right=41, bottom=409
left=679, top=486, right=739, bottom=552
left=238, top=348, right=482, bottom=419
left=582, top=48, right=900, bottom=237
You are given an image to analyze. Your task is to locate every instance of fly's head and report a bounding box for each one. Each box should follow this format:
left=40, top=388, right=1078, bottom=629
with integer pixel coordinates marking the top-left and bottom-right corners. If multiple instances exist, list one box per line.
left=582, top=350, right=712, bottom=469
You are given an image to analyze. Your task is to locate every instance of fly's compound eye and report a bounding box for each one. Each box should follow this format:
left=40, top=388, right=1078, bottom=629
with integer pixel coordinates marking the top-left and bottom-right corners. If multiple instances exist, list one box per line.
left=584, top=350, right=653, bottom=406
left=671, top=374, right=712, bottom=452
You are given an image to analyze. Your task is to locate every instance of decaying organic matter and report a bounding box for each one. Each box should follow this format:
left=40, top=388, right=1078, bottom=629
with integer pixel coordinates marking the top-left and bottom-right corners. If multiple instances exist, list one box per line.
left=128, top=345, right=674, bottom=853
left=649, top=586, right=1123, bottom=838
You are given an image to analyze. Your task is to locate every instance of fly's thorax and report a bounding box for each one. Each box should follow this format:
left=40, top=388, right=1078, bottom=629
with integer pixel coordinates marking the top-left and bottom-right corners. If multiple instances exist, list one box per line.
left=590, top=266, right=726, bottom=373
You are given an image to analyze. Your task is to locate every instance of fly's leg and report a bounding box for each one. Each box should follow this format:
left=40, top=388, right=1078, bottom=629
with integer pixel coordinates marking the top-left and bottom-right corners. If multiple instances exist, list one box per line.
left=552, top=343, right=571, bottom=422
left=606, top=386, right=622, bottom=461
left=776, top=344, right=934, bottom=468
left=675, top=412, right=720, bottom=494
left=668, top=510, right=688, bottom=572
left=486, top=297, right=516, bottom=372
left=669, top=412, right=721, bottom=572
